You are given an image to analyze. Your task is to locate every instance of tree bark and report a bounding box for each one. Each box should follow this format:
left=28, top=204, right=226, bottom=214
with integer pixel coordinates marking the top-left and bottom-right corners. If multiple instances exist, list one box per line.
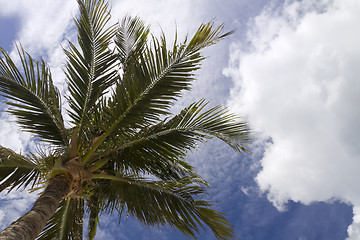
left=0, top=175, right=70, bottom=240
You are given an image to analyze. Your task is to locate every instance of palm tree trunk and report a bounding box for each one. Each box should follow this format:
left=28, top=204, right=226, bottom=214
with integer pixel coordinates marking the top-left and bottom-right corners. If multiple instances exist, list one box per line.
left=0, top=175, right=70, bottom=240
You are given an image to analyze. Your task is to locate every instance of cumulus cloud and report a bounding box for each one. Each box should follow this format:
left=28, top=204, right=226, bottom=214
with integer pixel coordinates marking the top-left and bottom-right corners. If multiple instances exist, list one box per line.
left=226, top=0, right=360, bottom=238
left=0, top=111, right=32, bottom=153
left=0, top=0, right=78, bottom=54
left=0, top=189, right=38, bottom=230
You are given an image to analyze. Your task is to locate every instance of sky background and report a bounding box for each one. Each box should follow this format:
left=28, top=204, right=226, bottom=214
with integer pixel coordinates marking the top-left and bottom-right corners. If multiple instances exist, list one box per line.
left=0, top=0, right=359, bottom=239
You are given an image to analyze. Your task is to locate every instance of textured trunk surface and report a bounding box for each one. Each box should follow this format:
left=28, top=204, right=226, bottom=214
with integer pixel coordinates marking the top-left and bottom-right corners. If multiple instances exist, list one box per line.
left=0, top=175, right=70, bottom=240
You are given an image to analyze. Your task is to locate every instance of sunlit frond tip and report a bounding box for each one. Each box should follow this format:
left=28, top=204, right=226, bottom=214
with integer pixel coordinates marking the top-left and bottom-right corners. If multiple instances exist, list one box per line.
left=165, top=99, right=251, bottom=152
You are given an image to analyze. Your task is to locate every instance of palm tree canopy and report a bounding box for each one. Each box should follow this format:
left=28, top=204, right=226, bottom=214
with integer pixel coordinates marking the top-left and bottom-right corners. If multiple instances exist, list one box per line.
left=0, top=0, right=250, bottom=239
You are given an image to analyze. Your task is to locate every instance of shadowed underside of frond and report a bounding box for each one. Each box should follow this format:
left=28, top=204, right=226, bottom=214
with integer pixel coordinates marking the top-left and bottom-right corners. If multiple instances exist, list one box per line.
left=0, top=46, right=67, bottom=145
left=92, top=173, right=234, bottom=239
left=0, top=146, right=40, bottom=192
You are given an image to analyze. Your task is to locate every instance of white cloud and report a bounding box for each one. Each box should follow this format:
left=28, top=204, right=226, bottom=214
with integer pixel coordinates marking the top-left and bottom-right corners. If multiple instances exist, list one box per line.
left=0, top=189, right=38, bottom=230
left=0, top=0, right=78, bottom=55
left=0, top=111, right=33, bottom=153
left=226, top=0, right=360, bottom=238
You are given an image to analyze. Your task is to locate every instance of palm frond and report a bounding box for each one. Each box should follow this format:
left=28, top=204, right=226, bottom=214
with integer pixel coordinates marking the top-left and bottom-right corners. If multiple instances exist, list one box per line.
left=0, top=46, right=67, bottom=145
left=115, top=15, right=150, bottom=67
left=0, top=146, right=40, bottom=193
left=96, top=22, right=232, bottom=143
left=38, top=198, right=84, bottom=240
left=93, top=99, right=249, bottom=179
left=195, top=201, right=235, bottom=240
left=86, top=195, right=101, bottom=240
left=164, top=99, right=251, bottom=152
left=103, top=146, right=195, bottom=181
left=0, top=1, right=245, bottom=239
left=92, top=173, right=234, bottom=239
left=65, top=0, right=117, bottom=131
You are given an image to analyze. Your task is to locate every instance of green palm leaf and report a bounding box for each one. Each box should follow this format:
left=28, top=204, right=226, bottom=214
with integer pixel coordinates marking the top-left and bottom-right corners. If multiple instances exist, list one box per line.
left=0, top=146, right=40, bottom=193
left=115, top=15, right=150, bottom=67
left=86, top=195, right=101, bottom=240
left=164, top=99, right=250, bottom=152
left=0, top=1, right=249, bottom=239
left=65, top=0, right=117, bottom=131
left=0, top=46, right=67, bottom=145
left=38, top=198, right=84, bottom=240
left=92, top=100, right=249, bottom=180
left=89, top=22, right=232, bottom=148
left=92, top=173, right=234, bottom=239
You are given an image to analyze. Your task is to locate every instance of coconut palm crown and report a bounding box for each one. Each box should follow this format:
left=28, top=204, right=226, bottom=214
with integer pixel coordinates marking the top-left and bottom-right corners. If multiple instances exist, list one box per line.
left=0, top=0, right=250, bottom=239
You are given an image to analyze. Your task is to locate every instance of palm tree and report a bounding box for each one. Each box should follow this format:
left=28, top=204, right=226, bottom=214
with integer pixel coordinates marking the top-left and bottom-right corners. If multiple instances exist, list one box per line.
left=0, top=0, right=250, bottom=239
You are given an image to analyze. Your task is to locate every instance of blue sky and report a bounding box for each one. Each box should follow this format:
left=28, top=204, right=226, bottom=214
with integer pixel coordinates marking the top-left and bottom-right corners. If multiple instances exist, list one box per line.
left=0, top=0, right=359, bottom=239
left=0, top=16, right=19, bottom=51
